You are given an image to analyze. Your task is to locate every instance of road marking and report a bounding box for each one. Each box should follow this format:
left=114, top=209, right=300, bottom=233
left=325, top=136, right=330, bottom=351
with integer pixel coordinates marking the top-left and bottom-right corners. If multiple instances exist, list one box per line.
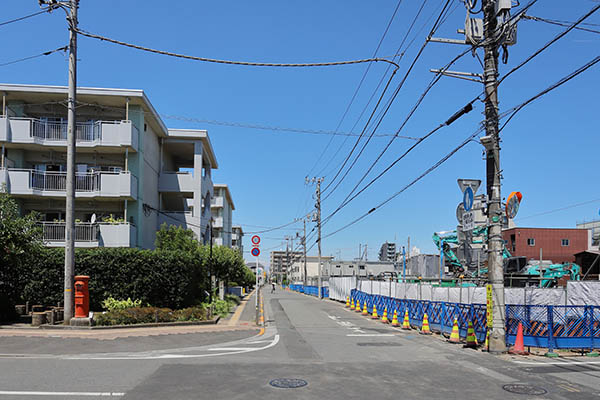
left=512, top=360, right=600, bottom=365
left=0, top=391, right=124, bottom=397
left=346, top=334, right=395, bottom=337
left=0, top=333, right=280, bottom=360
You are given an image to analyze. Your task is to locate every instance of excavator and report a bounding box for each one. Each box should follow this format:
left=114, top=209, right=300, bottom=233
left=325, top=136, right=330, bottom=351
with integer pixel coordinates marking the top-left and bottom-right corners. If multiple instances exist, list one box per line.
left=432, top=228, right=581, bottom=287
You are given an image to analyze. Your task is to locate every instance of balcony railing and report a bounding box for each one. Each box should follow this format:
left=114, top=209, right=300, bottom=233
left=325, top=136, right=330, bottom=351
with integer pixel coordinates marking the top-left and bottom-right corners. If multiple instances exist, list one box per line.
left=0, top=117, right=139, bottom=150
left=40, top=222, right=99, bottom=242
left=31, top=171, right=101, bottom=192
left=0, top=168, right=137, bottom=199
left=31, top=120, right=101, bottom=142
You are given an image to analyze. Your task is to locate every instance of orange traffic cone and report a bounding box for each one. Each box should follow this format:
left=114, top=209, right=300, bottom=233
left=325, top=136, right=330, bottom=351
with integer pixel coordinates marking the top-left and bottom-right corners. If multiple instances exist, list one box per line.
left=401, top=310, right=411, bottom=330
left=346, top=297, right=350, bottom=308
left=362, top=301, right=368, bottom=315
left=420, top=313, right=432, bottom=335
left=381, top=307, right=389, bottom=324
left=356, top=300, right=363, bottom=312
left=371, top=304, right=379, bottom=319
left=508, top=322, right=529, bottom=355
left=351, top=298, right=355, bottom=310
left=448, top=318, right=460, bottom=343
left=464, top=321, right=478, bottom=348
left=391, top=310, right=399, bottom=326
left=484, top=329, right=490, bottom=352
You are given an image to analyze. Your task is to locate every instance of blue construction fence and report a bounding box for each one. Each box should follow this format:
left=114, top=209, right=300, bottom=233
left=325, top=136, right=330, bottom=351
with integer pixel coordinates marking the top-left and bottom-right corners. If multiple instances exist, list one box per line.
left=284, top=284, right=329, bottom=299
left=349, top=289, right=599, bottom=350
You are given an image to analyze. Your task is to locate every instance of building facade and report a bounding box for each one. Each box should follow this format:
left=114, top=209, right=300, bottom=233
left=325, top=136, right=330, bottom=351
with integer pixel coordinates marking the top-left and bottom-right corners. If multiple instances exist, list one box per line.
left=288, top=255, right=334, bottom=283
left=326, top=260, right=398, bottom=278
left=0, top=84, right=217, bottom=248
left=270, top=250, right=302, bottom=281
left=211, top=184, right=234, bottom=247
left=502, top=227, right=590, bottom=264
left=232, top=225, right=244, bottom=254
left=379, top=242, right=397, bottom=262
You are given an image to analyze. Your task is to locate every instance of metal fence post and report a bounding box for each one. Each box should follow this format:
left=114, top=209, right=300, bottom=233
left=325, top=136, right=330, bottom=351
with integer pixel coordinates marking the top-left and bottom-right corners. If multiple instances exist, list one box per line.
left=546, top=305, right=557, bottom=357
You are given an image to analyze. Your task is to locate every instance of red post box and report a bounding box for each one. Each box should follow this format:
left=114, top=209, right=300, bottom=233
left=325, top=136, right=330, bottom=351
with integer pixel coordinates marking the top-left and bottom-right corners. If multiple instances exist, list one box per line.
left=74, top=275, right=90, bottom=318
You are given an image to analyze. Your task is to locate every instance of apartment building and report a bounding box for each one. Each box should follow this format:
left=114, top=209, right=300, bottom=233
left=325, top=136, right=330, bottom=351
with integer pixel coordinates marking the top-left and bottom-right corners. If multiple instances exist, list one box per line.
left=0, top=84, right=217, bottom=248
left=211, top=184, right=234, bottom=247
left=232, top=225, right=244, bottom=254
left=378, top=241, right=397, bottom=262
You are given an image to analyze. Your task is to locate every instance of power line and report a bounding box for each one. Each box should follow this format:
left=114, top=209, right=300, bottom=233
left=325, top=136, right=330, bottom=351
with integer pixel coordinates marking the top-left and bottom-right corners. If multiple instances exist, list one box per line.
left=0, top=8, right=53, bottom=28
left=306, top=0, right=406, bottom=176
left=321, top=0, right=454, bottom=197
left=516, top=198, right=600, bottom=221
left=500, top=4, right=600, bottom=84
left=318, top=52, right=599, bottom=241
left=523, top=14, right=600, bottom=35
left=0, top=46, right=67, bottom=67
left=160, top=114, right=418, bottom=139
left=75, top=27, right=399, bottom=69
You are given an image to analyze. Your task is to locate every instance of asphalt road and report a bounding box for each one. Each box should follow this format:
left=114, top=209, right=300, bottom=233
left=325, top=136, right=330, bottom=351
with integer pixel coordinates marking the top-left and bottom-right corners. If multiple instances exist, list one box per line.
left=0, top=288, right=599, bottom=399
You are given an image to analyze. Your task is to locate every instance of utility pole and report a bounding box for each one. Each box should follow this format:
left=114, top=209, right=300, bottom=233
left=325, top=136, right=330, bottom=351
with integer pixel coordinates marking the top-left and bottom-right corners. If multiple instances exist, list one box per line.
left=315, top=178, right=323, bottom=299
left=482, top=0, right=506, bottom=353
left=303, top=218, right=307, bottom=286
left=59, top=0, right=78, bottom=323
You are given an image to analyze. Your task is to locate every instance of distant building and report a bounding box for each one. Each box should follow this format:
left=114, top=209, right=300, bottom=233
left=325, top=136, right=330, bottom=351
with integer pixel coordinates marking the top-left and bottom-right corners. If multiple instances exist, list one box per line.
left=325, top=260, right=397, bottom=278
left=404, top=254, right=441, bottom=278
left=231, top=225, right=244, bottom=255
left=288, top=255, right=334, bottom=283
left=211, top=184, right=234, bottom=247
left=577, top=220, right=600, bottom=249
left=379, top=242, right=397, bottom=262
left=502, top=227, right=590, bottom=264
left=270, top=250, right=302, bottom=281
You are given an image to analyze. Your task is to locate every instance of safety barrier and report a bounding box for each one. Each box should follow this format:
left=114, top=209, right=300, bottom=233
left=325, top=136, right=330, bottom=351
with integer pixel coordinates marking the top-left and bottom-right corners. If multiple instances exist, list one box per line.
left=286, top=284, right=329, bottom=298
left=351, top=289, right=599, bottom=350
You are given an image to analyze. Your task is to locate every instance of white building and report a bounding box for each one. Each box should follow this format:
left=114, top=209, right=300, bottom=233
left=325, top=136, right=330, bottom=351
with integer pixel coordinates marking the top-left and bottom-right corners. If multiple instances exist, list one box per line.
left=232, top=225, right=244, bottom=254
left=211, top=184, right=234, bottom=247
left=0, top=84, right=217, bottom=248
left=289, top=255, right=334, bottom=284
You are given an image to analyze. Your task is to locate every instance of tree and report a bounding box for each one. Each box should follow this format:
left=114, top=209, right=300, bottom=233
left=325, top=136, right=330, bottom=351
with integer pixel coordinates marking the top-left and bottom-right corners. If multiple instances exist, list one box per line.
left=0, top=189, right=42, bottom=321
left=155, top=223, right=199, bottom=252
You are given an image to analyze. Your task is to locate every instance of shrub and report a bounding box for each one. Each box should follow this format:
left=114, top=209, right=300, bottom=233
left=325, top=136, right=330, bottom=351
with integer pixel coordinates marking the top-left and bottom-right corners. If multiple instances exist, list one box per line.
left=224, top=294, right=241, bottom=305
left=101, top=297, right=143, bottom=312
left=94, top=306, right=207, bottom=326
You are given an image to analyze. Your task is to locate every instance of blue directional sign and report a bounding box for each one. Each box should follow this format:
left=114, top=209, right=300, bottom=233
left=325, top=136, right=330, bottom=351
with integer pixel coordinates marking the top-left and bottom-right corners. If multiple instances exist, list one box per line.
left=463, top=186, right=474, bottom=212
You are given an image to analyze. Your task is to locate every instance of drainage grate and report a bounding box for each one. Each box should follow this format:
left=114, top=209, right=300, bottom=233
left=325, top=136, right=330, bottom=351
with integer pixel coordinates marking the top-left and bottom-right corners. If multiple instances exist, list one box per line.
left=502, top=384, right=547, bottom=395
left=357, top=342, right=402, bottom=347
left=269, top=378, right=308, bottom=389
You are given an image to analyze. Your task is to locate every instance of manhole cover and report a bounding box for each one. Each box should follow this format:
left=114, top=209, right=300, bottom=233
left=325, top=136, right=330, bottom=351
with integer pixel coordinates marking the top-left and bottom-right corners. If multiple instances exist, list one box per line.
left=502, top=384, right=547, bottom=395
left=357, top=342, right=402, bottom=347
left=269, top=378, right=308, bottom=389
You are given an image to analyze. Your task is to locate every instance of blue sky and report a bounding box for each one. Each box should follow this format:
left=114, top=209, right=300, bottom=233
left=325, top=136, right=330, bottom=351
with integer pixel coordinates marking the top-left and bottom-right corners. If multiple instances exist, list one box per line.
left=2, top=1, right=599, bottom=266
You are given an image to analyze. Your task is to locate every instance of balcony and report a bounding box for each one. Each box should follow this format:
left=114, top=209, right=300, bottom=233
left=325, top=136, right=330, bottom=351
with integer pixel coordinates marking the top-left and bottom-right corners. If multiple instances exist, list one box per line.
left=0, top=168, right=137, bottom=199
left=0, top=117, right=139, bottom=151
left=40, top=222, right=136, bottom=248
left=158, top=172, right=195, bottom=193
left=211, top=196, right=224, bottom=208
left=213, top=216, right=223, bottom=228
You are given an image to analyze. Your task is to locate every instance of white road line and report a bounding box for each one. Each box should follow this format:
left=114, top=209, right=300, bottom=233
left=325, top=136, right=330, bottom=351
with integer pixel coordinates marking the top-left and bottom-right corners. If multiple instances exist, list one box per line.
left=512, top=359, right=600, bottom=365
left=0, top=391, right=124, bottom=397
left=207, top=347, right=259, bottom=351
left=0, top=334, right=280, bottom=361
left=346, top=334, right=395, bottom=337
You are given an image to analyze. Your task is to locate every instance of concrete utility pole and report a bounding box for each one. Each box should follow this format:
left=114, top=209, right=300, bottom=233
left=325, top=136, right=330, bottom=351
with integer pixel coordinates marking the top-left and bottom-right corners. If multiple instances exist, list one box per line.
left=315, top=178, right=323, bottom=299
left=303, top=218, right=307, bottom=286
left=63, top=0, right=78, bottom=323
left=482, top=0, right=506, bottom=353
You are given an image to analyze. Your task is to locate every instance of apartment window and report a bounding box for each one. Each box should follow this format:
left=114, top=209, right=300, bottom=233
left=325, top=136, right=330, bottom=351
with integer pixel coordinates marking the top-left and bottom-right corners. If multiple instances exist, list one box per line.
left=359, top=265, right=365, bottom=270
left=527, top=238, right=535, bottom=246
left=561, top=239, right=570, bottom=246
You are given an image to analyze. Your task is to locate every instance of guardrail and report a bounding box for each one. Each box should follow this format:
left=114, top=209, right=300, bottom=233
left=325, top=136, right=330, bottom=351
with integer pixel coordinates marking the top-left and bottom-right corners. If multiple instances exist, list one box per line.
left=286, top=284, right=329, bottom=298
left=31, top=170, right=101, bottom=192
left=31, top=119, right=101, bottom=142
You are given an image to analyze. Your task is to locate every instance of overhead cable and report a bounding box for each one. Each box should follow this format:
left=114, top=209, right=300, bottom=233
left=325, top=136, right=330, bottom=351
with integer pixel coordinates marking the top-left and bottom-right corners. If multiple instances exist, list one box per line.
left=75, top=28, right=399, bottom=69
left=0, top=46, right=67, bottom=67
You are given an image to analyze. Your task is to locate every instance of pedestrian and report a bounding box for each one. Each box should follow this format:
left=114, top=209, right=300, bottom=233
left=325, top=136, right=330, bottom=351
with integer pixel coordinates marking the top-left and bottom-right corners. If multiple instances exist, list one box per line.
left=271, top=282, right=276, bottom=293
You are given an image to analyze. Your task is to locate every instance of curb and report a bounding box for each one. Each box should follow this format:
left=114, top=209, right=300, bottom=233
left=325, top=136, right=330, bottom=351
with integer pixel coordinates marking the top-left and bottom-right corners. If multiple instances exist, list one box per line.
left=36, top=317, right=220, bottom=331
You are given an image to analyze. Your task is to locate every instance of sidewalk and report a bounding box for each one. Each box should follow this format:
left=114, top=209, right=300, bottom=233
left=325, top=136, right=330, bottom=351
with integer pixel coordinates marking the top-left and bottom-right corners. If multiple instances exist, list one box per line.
left=0, top=290, right=258, bottom=341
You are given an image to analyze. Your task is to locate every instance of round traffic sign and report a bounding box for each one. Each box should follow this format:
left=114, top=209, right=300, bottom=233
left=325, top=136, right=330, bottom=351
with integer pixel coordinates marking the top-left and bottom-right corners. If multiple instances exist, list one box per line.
left=251, top=247, right=260, bottom=257
left=463, top=186, right=474, bottom=212
left=251, top=235, right=261, bottom=245
left=506, top=191, right=523, bottom=219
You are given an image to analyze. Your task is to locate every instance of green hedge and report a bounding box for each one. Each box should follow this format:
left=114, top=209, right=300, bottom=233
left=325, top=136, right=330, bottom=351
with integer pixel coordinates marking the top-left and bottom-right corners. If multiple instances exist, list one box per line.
left=94, top=305, right=208, bottom=326
left=22, top=247, right=208, bottom=311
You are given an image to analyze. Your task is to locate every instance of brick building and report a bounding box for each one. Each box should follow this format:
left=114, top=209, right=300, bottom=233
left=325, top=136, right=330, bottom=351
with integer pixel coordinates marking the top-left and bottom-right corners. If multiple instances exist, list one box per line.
left=502, top=227, right=590, bottom=264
